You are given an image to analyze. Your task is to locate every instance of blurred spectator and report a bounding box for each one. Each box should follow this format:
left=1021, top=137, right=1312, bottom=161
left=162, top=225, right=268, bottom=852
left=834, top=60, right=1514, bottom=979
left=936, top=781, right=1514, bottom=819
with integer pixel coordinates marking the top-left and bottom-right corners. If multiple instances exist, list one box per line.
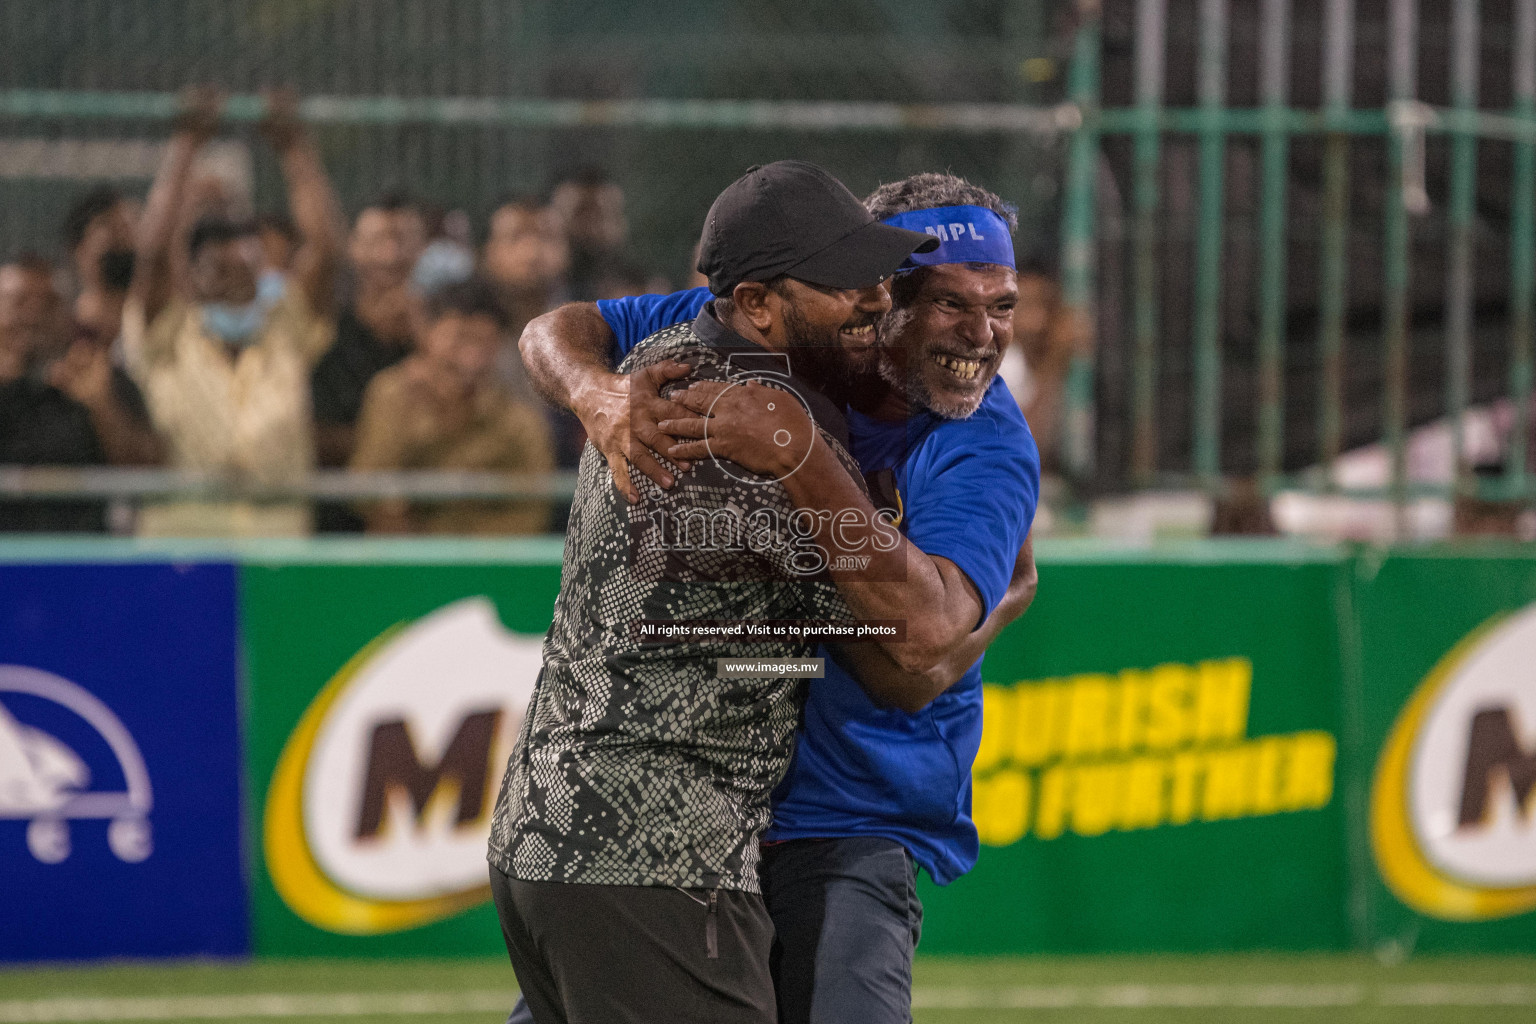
left=0, top=256, right=65, bottom=375
left=0, top=256, right=106, bottom=531
left=482, top=195, right=589, bottom=476
left=350, top=278, right=552, bottom=535
left=483, top=196, right=569, bottom=335
left=548, top=167, right=626, bottom=300
left=62, top=186, right=139, bottom=346
left=311, top=190, right=427, bottom=471
left=123, top=87, right=344, bottom=537
left=58, top=191, right=164, bottom=469
left=256, top=213, right=299, bottom=276
left=412, top=206, right=476, bottom=296
left=0, top=254, right=159, bottom=471
left=591, top=260, right=668, bottom=301
left=998, top=252, right=1078, bottom=472
left=482, top=195, right=567, bottom=407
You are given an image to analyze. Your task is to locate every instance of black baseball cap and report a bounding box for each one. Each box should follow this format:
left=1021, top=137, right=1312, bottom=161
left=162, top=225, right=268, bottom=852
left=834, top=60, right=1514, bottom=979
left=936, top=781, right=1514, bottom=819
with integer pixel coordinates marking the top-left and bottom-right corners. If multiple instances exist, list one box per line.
left=697, top=160, right=939, bottom=296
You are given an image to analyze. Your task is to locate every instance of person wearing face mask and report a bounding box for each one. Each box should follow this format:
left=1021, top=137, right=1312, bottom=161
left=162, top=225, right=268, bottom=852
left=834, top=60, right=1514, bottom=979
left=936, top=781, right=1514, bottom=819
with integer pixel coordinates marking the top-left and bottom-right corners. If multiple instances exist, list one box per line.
left=122, top=86, right=344, bottom=537
left=348, top=278, right=553, bottom=535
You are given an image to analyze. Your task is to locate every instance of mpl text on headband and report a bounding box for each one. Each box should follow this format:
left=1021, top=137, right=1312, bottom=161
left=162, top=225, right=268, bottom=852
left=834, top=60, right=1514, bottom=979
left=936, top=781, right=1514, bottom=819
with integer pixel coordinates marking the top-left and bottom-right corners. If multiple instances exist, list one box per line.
left=879, top=204, right=1016, bottom=272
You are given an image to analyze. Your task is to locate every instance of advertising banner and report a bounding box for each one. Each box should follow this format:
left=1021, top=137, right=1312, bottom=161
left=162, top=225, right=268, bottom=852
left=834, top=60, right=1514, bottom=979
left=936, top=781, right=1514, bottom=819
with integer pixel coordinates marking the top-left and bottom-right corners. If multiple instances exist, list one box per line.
left=240, top=561, right=561, bottom=956
left=6, top=540, right=1531, bottom=960
left=918, top=553, right=1352, bottom=953
left=0, top=563, right=246, bottom=960
left=1356, top=549, right=1536, bottom=954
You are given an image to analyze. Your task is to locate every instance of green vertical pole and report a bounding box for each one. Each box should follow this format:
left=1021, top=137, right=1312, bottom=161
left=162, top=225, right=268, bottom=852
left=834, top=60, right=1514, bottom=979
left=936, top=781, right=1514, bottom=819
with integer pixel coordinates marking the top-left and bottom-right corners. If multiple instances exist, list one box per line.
left=1511, top=1, right=1536, bottom=491
left=1060, top=2, right=1101, bottom=480
left=1445, top=0, right=1479, bottom=493
left=1317, top=0, right=1354, bottom=484
left=1510, top=0, right=1536, bottom=492
left=1130, top=0, right=1167, bottom=486
left=1382, top=0, right=1417, bottom=531
left=1257, top=0, right=1291, bottom=487
left=1193, top=0, right=1229, bottom=488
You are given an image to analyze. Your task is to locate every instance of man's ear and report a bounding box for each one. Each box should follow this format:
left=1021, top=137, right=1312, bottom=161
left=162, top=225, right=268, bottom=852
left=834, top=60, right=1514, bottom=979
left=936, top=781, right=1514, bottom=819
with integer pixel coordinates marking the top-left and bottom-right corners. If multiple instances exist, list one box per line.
left=730, top=281, right=775, bottom=332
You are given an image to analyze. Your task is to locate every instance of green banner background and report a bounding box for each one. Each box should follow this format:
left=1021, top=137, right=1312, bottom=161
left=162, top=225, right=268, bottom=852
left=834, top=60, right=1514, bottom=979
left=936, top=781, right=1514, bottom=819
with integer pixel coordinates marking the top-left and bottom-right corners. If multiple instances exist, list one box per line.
left=240, top=557, right=561, bottom=957
left=221, top=539, right=1536, bottom=957
left=918, top=550, right=1353, bottom=953
left=1350, top=548, right=1536, bottom=955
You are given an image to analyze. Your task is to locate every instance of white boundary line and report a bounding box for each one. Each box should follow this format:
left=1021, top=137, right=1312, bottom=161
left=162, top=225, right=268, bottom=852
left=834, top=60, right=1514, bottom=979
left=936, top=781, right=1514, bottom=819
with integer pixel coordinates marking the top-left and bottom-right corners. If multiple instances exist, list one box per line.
left=0, top=992, right=513, bottom=1023
left=2, top=983, right=1535, bottom=1021
left=912, top=984, right=1369, bottom=1009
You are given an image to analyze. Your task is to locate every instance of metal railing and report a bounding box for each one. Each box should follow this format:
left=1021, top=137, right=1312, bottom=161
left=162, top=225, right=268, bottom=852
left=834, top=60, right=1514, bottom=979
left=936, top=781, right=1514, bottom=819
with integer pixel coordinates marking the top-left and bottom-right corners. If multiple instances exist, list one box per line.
left=4, top=0, right=1536, bottom=520
left=1060, top=0, right=1536, bottom=511
left=0, top=467, right=578, bottom=503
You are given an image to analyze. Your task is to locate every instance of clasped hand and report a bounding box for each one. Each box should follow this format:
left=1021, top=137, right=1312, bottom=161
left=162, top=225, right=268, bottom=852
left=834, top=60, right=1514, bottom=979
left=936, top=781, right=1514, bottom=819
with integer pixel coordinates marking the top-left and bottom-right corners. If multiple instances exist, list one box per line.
left=660, top=379, right=817, bottom=480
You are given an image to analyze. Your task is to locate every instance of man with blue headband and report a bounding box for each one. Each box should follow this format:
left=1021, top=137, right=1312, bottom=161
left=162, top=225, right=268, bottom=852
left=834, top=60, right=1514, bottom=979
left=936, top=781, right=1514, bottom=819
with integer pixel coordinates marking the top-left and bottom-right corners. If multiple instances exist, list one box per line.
left=511, top=172, right=1040, bottom=1024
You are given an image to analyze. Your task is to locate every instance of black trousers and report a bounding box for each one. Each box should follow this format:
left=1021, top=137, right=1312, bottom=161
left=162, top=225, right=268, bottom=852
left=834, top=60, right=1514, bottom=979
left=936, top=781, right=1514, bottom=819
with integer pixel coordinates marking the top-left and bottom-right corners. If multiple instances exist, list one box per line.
left=489, top=865, right=776, bottom=1024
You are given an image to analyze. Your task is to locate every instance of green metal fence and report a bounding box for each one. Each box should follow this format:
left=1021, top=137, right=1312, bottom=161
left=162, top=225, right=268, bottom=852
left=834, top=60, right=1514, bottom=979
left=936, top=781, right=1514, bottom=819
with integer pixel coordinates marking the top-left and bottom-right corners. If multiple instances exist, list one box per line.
left=0, top=0, right=1064, bottom=285
left=4, top=0, right=1536, bottom=511
left=1064, top=0, right=1536, bottom=506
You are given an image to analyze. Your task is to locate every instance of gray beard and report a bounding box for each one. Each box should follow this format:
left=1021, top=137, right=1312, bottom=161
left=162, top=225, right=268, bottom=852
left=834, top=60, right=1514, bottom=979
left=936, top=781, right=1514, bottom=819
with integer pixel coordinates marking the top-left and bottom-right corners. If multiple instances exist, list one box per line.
left=878, top=352, right=988, bottom=420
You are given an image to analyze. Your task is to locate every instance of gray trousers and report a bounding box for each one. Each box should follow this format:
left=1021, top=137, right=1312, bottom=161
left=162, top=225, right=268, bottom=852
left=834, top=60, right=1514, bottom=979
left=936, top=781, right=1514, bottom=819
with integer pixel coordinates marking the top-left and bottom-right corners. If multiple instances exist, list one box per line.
left=502, top=836, right=923, bottom=1024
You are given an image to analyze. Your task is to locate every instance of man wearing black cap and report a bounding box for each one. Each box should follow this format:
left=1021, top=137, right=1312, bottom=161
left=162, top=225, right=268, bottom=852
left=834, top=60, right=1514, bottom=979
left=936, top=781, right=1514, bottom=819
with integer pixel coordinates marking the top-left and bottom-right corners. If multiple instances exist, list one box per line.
left=511, top=171, right=1041, bottom=1024
left=486, top=161, right=937, bottom=1024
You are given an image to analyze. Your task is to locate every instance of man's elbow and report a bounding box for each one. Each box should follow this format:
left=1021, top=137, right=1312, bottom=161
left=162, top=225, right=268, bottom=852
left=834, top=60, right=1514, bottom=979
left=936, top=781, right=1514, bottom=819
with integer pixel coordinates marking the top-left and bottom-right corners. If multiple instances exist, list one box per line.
left=885, top=618, right=967, bottom=677
left=518, top=309, right=555, bottom=363
left=883, top=636, right=950, bottom=681
left=888, top=685, right=941, bottom=714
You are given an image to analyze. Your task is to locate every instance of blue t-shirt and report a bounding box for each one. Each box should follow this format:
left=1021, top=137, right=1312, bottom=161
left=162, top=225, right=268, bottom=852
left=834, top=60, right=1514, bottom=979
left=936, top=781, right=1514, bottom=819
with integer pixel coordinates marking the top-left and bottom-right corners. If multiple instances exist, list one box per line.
left=598, top=287, right=714, bottom=366
left=598, top=288, right=1040, bottom=884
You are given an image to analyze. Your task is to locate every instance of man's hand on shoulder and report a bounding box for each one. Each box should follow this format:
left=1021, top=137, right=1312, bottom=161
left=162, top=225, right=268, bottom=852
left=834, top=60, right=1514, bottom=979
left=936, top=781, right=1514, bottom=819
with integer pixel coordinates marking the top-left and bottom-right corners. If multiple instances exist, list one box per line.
left=659, top=378, right=816, bottom=482
left=573, top=359, right=694, bottom=504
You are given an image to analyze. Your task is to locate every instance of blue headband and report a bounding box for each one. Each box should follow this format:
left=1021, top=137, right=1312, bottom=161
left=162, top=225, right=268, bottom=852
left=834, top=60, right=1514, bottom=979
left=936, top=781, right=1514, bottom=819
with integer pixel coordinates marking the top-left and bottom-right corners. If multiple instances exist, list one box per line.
left=880, top=204, right=1015, bottom=271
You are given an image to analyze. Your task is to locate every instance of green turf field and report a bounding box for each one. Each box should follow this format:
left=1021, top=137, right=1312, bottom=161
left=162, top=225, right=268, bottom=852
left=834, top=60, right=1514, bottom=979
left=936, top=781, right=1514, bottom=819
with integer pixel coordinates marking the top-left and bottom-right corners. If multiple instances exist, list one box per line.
left=2, top=955, right=1534, bottom=1024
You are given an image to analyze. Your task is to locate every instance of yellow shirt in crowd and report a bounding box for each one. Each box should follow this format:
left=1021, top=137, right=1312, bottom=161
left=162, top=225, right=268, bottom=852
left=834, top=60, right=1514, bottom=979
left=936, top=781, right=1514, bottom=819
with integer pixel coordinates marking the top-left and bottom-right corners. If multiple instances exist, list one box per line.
left=121, top=289, right=333, bottom=537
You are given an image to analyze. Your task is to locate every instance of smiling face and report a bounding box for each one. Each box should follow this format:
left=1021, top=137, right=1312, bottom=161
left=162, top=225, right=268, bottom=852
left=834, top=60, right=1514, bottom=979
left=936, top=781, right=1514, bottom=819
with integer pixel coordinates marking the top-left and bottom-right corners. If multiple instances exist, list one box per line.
left=770, top=277, right=890, bottom=392
left=878, top=262, right=1017, bottom=419
left=350, top=206, right=428, bottom=291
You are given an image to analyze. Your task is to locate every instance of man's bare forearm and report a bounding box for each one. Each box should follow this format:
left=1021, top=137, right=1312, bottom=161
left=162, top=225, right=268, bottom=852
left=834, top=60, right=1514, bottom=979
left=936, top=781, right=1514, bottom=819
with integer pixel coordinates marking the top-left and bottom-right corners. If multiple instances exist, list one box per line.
left=518, top=303, right=618, bottom=411
left=131, top=133, right=202, bottom=321
left=278, top=136, right=345, bottom=311
left=829, top=537, right=1035, bottom=712
left=520, top=303, right=695, bottom=499
left=925, top=536, right=1036, bottom=684
left=782, top=437, right=981, bottom=675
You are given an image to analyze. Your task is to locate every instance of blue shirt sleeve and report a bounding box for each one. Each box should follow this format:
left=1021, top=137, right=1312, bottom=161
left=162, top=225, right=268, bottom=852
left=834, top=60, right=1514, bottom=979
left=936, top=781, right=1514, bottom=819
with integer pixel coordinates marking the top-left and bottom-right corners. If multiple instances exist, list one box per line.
left=596, top=287, right=713, bottom=361
left=901, top=405, right=1040, bottom=624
